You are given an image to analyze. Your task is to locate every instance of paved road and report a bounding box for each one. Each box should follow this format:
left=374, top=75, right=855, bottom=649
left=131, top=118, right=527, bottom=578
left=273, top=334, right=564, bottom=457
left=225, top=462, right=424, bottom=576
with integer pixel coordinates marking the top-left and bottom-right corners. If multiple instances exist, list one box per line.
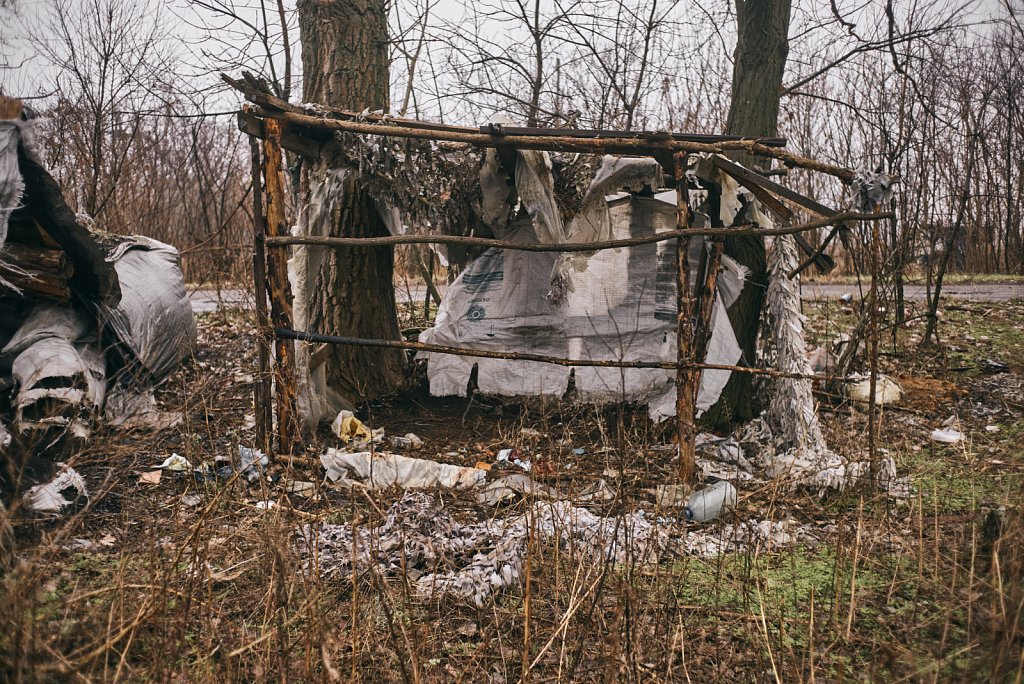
left=800, top=282, right=1022, bottom=302
left=190, top=281, right=1023, bottom=313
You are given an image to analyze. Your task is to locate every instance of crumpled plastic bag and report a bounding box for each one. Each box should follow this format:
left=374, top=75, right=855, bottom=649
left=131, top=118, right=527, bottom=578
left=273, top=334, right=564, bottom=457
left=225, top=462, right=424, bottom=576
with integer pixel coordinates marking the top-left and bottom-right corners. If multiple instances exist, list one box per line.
left=330, top=410, right=381, bottom=443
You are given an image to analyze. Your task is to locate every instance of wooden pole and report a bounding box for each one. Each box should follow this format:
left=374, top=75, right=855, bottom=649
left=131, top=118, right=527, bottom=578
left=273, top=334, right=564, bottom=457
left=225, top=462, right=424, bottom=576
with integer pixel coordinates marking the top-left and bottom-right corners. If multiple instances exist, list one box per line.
left=674, top=153, right=697, bottom=484
left=262, top=120, right=301, bottom=456
left=250, top=136, right=273, bottom=455
left=239, top=103, right=857, bottom=182
left=275, top=327, right=850, bottom=382
left=867, top=205, right=882, bottom=486
left=262, top=211, right=889, bottom=250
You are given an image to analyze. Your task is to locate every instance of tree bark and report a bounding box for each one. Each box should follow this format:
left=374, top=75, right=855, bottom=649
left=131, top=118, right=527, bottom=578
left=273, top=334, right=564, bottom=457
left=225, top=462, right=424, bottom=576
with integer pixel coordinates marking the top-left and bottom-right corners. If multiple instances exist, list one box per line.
left=725, top=0, right=793, bottom=151
left=702, top=0, right=791, bottom=430
left=298, top=0, right=406, bottom=404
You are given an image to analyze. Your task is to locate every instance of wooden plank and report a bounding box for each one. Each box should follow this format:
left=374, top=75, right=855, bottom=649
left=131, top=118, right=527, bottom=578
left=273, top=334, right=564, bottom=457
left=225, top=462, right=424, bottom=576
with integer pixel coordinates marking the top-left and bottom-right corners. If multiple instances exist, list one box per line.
left=709, top=155, right=839, bottom=218
left=711, top=156, right=837, bottom=273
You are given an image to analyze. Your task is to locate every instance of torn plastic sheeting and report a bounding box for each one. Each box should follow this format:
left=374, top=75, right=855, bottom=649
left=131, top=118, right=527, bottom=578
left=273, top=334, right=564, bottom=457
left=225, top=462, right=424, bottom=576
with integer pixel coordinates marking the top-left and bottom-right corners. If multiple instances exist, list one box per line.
left=0, top=120, right=26, bottom=252
left=290, top=166, right=360, bottom=433
left=23, top=467, right=88, bottom=514
left=11, top=336, right=105, bottom=433
left=104, top=385, right=183, bottom=430
left=2, top=302, right=90, bottom=355
left=101, top=236, right=196, bottom=384
left=476, top=473, right=560, bottom=505
left=320, top=449, right=487, bottom=490
left=420, top=195, right=744, bottom=417
left=550, top=156, right=663, bottom=302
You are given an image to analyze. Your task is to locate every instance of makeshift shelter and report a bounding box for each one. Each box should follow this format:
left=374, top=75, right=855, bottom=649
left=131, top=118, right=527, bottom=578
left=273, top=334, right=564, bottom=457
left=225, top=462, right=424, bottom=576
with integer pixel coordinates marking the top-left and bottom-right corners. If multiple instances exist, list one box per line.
left=0, top=97, right=196, bottom=496
left=226, top=74, right=894, bottom=491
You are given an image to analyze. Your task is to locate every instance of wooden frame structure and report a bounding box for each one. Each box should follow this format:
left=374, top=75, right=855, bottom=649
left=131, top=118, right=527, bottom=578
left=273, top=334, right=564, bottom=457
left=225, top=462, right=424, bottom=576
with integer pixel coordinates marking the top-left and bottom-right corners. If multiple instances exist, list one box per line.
left=228, top=74, right=890, bottom=483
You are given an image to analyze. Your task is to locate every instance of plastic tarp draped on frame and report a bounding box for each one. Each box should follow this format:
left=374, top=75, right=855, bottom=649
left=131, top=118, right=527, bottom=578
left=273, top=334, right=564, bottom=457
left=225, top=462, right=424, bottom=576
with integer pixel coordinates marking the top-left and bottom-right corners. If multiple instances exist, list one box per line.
left=101, top=236, right=196, bottom=384
left=420, top=155, right=747, bottom=419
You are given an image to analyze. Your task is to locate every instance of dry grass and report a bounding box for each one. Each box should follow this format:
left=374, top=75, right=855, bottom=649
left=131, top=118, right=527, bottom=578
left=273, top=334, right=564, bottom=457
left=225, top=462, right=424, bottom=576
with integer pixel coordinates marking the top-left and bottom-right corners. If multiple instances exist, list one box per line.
left=1, top=298, right=1022, bottom=682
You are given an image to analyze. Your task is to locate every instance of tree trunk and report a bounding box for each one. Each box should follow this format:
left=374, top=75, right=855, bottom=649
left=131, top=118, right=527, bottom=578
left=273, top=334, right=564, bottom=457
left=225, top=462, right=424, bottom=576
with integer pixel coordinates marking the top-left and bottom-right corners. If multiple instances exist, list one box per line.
left=702, top=0, right=791, bottom=430
left=298, top=0, right=406, bottom=404
left=725, top=0, right=792, bottom=152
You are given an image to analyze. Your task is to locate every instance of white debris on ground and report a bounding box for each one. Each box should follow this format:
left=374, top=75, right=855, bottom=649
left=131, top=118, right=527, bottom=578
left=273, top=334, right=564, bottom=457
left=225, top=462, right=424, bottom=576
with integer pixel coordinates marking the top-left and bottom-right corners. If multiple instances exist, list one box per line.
left=22, top=467, right=88, bottom=514
left=320, top=449, right=487, bottom=490
left=297, top=490, right=831, bottom=607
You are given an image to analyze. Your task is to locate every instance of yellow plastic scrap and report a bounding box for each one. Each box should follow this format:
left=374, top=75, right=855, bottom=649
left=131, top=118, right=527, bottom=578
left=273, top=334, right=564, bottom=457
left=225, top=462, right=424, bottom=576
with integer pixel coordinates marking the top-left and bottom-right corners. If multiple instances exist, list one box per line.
left=331, top=410, right=371, bottom=442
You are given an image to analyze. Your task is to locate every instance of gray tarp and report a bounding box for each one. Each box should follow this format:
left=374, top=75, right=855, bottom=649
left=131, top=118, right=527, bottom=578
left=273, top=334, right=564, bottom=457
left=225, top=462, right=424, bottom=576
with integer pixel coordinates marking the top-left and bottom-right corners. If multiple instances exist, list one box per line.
left=101, top=236, right=196, bottom=384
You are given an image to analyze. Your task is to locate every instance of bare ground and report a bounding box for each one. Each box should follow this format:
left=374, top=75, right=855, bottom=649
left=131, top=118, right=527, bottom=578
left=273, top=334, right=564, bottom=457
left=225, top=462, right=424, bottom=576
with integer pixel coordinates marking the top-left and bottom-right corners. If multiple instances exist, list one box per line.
left=1, top=297, right=1022, bottom=682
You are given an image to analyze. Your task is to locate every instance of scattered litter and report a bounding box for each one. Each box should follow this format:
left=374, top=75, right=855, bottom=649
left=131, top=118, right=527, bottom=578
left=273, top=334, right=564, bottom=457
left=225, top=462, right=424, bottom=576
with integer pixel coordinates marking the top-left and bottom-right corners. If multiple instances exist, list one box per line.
left=254, top=500, right=276, bottom=510
left=685, top=480, right=737, bottom=522
left=330, top=410, right=382, bottom=443
left=139, top=470, right=162, bottom=485
left=238, top=445, right=269, bottom=483
left=985, top=425, right=1000, bottom=433
left=839, top=292, right=853, bottom=304
left=287, top=481, right=315, bottom=496
left=105, top=387, right=183, bottom=430
left=181, top=494, right=203, bottom=507
left=846, top=374, right=903, bottom=405
left=496, top=448, right=516, bottom=462
left=476, top=474, right=560, bottom=505
left=299, top=491, right=674, bottom=607
left=321, top=450, right=487, bottom=490
left=155, top=453, right=191, bottom=471
left=474, top=461, right=492, bottom=471
left=979, top=358, right=1009, bottom=374
left=389, top=433, right=423, bottom=450
left=63, top=534, right=115, bottom=552
left=300, top=490, right=823, bottom=607
left=577, top=478, right=615, bottom=502
left=572, top=447, right=586, bottom=455
left=930, top=428, right=964, bottom=444
left=23, top=468, right=88, bottom=513
left=496, top=447, right=532, bottom=471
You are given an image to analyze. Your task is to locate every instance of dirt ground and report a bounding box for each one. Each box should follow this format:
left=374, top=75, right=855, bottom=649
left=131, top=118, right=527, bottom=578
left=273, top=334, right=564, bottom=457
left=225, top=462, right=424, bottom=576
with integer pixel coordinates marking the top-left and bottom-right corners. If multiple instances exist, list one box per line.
left=1, top=295, right=1022, bottom=682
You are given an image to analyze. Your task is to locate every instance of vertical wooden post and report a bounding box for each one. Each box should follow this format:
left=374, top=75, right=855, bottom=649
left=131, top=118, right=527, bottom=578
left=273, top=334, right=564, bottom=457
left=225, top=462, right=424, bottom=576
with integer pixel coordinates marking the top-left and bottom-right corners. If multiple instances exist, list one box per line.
left=674, top=152, right=697, bottom=484
left=262, top=120, right=301, bottom=456
left=250, top=136, right=273, bottom=455
left=867, top=204, right=882, bottom=485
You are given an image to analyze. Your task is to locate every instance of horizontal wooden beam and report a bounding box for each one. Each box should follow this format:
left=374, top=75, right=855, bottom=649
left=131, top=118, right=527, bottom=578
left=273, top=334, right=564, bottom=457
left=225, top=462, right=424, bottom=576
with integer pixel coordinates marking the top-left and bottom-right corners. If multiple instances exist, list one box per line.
left=237, top=104, right=857, bottom=182
left=275, top=328, right=849, bottom=383
left=263, top=212, right=887, bottom=250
